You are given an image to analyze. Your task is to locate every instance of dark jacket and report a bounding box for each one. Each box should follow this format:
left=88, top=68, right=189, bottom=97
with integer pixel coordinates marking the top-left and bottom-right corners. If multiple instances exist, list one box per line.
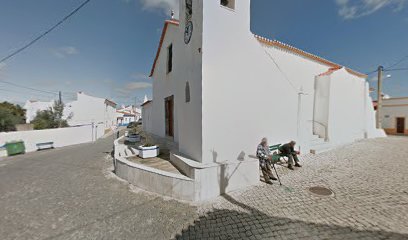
left=279, top=143, right=295, bottom=156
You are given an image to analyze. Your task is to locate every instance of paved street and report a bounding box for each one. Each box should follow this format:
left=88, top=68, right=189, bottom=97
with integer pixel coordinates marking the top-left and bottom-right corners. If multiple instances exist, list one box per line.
left=0, top=136, right=197, bottom=240
left=1, top=136, right=408, bottom=239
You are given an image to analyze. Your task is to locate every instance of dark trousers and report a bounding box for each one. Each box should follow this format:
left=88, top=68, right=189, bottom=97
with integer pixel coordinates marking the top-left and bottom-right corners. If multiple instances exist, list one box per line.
left=260, top=161, right=273, bottom=181
left=286, top=153, right=299, bottom=165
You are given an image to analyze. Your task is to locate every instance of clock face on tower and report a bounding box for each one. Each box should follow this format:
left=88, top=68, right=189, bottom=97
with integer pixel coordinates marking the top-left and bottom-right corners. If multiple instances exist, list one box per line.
left=184, top=21, right=193, bottom=44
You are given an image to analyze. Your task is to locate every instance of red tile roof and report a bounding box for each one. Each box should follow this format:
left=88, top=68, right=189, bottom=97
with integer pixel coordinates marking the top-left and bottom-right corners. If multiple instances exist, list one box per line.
left=255, top=35, right=367, bottom=78
left=148, top=20, right=367, bottom=79
left=318, top=67, right=342, bottom=76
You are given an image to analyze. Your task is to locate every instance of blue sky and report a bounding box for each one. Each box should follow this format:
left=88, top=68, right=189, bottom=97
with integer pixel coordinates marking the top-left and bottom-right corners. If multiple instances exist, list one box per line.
left=0, top=0, right=407, bottom=106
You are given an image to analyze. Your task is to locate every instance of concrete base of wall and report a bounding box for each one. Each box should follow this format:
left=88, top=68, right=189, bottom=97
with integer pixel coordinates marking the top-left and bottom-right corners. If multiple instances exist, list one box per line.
left=170, top=153, right=259, bottom=202
left=114, top=137, right=260, bottom=202
left=384, top=128, right=408, bottom=135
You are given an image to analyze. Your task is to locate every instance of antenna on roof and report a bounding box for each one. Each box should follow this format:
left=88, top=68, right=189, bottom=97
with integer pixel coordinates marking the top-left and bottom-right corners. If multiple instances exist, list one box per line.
left=171, top=10, right=175, bottom=19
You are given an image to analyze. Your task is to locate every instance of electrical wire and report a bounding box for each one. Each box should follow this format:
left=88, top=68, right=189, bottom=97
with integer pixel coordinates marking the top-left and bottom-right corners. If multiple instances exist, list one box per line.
left=385, top=55, right=408, bottom=70
left=263, top=49, right=299, bottom=93
left=383, top=67, right=408, bottom=72
left=0, top=88, right=54, bottom=101
left=0, top=0, right=92, bottom=64
left=366, top=54, right=408, bottom=74
left=0, top=80, right=58, bottom=95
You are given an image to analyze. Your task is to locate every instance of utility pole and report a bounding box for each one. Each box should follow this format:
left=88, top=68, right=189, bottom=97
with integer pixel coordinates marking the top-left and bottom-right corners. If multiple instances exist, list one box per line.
left=376, top=66, right=383, bottom=129
left=58, top=91, right=63, bottom=128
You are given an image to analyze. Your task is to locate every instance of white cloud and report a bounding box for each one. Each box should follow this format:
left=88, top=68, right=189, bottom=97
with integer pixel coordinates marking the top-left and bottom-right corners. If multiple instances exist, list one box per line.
left=139, top=0, right=179, bottom=17
left=115, top=81, right=152, bottom=96
left=125, top=82, right=152, bottom=90
left=336, top=0, right=407, bottom=19
left=51, top=46, right=80, bottom=58
left=130, top=72, right=149, bottom=80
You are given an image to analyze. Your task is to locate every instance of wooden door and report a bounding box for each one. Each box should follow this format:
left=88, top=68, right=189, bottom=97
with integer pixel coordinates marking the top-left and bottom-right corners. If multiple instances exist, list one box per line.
left=396, top=117, right=405, bottom=134
left=165, top=96, right=174, bottom=137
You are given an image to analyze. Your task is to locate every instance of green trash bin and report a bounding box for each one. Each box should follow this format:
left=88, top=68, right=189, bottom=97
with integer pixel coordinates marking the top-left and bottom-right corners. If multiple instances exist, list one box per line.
left=5, top=141, right=26, bottom=156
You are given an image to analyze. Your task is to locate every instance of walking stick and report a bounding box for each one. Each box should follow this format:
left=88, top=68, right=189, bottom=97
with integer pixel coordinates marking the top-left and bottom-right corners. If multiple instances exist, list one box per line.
left=272, top=163, right=282, bottom=186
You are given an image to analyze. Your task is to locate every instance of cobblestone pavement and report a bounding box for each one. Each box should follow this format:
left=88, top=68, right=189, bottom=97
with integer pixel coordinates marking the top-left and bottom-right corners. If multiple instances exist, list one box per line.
left=1, top=136, right=408, bottom=239
left=173, top=136, right=408, bottom=240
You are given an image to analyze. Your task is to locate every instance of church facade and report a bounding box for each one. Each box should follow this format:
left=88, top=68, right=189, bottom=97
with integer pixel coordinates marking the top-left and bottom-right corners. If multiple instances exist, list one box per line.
left=143, top=0, right=385, bottom=201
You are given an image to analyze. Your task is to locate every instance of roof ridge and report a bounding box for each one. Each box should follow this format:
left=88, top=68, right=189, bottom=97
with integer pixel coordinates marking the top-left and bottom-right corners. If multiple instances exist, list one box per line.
left=254, top=34, right=367, bottom=78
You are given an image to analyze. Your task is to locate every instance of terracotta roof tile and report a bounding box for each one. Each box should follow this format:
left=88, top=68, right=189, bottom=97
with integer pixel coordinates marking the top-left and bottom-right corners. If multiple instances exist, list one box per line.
left=148, top=20, right=367, bottom=80
left=255, top=35, right=367, bottom=78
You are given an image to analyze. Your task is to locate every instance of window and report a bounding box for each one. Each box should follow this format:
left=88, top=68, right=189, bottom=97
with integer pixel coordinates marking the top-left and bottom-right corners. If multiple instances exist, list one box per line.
left=220, top=0, right=235, bottom=10
left=167, top=44, right=173, bottom=74
left=185, top=81, right=190, bottom=103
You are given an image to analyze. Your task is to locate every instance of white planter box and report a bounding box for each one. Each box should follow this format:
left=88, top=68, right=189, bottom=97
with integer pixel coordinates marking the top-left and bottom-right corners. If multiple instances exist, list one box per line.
left=138, top=145, right=159, bottom=159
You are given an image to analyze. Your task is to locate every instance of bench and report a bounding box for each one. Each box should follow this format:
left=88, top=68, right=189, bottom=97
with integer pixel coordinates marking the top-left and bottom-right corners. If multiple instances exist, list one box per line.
left=36, top=142, right=54, bottom=151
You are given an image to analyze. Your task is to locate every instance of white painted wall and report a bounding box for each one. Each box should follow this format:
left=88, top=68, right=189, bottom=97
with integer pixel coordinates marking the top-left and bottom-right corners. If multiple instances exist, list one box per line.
left=150, top=0, right=203, bottom=162
left=327, top=69, right=366, bottom=143
left=149, top=0, right=383, bottom=165
left=381, top=98, right=408, bottom=131
left=142, top=102, right=153, bottom=133
left=0, top=123, right=104, bottom=153
left=314, top=68, right=385, bottom=143
left=201, top=0, right=318, bottom=164
left=313, top=75, right=331, bottom=139
left=64, top=93, right=116, bottom=130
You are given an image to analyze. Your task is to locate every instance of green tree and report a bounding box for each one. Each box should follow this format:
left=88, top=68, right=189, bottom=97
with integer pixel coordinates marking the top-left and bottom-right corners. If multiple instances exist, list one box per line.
left=32, top=101, right=69, bottom=130
left=0, top=101, right=26, bottom=132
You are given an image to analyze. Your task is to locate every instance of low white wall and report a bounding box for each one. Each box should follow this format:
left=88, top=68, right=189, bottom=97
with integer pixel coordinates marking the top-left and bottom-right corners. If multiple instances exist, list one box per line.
left=0, top=124, right=104, bottom=153
left=113, top=137, right=196, bottom=201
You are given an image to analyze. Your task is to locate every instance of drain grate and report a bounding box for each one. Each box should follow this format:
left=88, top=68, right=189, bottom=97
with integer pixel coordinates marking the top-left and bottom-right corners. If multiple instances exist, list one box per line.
left=308, top=186, right=333, bottom=196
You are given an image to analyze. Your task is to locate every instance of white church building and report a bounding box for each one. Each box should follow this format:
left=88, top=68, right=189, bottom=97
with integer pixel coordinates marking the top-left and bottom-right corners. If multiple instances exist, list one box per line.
left=141, top=0, right=385, bottom=201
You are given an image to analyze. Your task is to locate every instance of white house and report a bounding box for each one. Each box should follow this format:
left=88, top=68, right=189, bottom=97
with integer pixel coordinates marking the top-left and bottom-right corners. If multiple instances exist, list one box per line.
left=24, top=100, right=54, bottom=124
left=142, top=0, right=385, bottom=200
left=377, top=97, right=408, bottom=135
left=64, top=92, right=117, bottom=131
left=116, top=105, right=141, bottom=126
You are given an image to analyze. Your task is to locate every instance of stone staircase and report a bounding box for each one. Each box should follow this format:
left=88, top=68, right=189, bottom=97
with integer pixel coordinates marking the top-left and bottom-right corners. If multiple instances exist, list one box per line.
left=117, top=145, right=138, bottom=158
left=309, top=134, right=333, bottom=154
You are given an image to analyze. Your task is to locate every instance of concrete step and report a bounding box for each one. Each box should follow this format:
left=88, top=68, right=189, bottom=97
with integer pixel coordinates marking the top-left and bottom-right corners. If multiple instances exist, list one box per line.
left=310, top=134, right=321, bottom=140
left=310, top=142, right=333, bottom=154
left=310, top=138, right=325, bottom=144
left=127, top=146, right=137, bottom=156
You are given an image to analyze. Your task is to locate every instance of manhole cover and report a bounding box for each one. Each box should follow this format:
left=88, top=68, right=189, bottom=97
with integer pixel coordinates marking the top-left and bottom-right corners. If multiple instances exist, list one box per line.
left=308, top=186, right=333, bottom=196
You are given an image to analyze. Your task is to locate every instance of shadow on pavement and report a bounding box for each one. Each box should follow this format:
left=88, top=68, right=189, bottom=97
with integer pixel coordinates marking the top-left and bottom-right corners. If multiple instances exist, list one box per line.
left=173, top=194, right=408, bottom=240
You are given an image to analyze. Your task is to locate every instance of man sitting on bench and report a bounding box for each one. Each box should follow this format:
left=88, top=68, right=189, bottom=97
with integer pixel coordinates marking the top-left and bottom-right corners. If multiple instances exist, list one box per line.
left=257, top=138, right=278, bottom=184
left=280, top=141, right=302, bottom=170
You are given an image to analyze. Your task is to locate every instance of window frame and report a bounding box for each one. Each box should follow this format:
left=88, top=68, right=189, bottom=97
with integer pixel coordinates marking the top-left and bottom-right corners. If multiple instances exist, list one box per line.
left=167, top=44, right=173, bottom=74
left=220, top=0, right=235, bottom=10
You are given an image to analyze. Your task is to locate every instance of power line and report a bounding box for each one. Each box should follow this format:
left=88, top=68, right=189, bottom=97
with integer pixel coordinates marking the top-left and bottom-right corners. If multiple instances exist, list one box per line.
left=383, top=67, right=408, bottom=72
left=0, top=0, right=92, bottom=64
left=0, top=80, right=58, bottom=95
left=0, top=88, right=55, bottom=101
left=385, top=55, right=408, bottom=70
left=366, top=54, right=408, bottom=75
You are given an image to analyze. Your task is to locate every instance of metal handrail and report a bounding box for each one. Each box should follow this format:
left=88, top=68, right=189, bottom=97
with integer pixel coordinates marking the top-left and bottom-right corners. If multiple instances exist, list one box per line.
left=308, top=120, right=328, bottom=141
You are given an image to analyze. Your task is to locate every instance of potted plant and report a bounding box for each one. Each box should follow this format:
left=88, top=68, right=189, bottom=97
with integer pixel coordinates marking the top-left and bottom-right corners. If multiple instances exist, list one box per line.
left=138, top=131, right=159, bottom=159
left=125, top=126, right=141, bottom=143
